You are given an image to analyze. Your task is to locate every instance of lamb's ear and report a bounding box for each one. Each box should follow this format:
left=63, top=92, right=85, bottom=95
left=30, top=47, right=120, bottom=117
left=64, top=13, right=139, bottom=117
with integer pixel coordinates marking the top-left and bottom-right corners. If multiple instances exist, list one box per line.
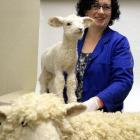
left=65, top=103, right=86, bottom=117
left=48, top=16, right=64, bottom=27
left=83, top=17, right=94, bottom=28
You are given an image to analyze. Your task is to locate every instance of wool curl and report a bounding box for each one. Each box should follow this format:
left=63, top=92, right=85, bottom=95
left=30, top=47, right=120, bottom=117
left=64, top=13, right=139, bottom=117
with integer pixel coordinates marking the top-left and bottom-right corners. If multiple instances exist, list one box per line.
left=68, top=111, right=140, bottom=140
left=9, top=93, right=66, bottom=123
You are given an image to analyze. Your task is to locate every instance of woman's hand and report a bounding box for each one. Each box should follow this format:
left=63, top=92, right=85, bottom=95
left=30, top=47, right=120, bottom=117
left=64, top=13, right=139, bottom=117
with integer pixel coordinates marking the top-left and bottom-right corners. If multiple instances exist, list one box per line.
left=83, top=96, right=104, bottom=112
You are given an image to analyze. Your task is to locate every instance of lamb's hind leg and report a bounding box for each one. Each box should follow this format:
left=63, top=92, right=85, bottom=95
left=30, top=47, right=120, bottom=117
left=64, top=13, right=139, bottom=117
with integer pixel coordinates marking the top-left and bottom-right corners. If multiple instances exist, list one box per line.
left=53, top=71, right=65, bottom=103
left=39, top=68, right=52, bottom=93
left=66, top=72, right=77, bottom=103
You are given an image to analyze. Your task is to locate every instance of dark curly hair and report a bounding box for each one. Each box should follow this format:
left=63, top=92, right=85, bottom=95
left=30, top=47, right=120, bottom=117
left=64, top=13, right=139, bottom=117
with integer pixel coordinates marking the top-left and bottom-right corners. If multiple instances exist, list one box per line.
left=76, top=0, right=120, bottom=26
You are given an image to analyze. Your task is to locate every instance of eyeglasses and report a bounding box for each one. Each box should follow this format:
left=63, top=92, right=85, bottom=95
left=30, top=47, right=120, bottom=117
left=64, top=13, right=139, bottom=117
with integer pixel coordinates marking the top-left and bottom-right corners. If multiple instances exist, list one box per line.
left=91, top=3, right=111, bottom=12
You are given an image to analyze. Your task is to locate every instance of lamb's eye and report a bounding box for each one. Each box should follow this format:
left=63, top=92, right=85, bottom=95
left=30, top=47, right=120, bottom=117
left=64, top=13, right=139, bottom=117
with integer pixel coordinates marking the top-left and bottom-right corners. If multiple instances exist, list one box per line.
left=66, top=22, right=72, bottom=26
left=21, top=121, right=28, bottom=127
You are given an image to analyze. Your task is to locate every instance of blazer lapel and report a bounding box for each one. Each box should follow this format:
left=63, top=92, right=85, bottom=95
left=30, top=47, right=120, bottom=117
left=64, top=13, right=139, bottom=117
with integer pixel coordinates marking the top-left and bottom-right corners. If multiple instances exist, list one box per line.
left=89, top=27, right=112, bottom=61
left=77, top=27, right=112, bottom=62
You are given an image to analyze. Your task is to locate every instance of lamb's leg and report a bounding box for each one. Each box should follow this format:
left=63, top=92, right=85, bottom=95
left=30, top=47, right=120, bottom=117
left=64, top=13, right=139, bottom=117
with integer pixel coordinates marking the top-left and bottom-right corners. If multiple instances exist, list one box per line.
left=39, top=68, right=52, bottom=93
left=53, top=72, right=65, bottom=103
left=66, top=72, right=77, bottom=103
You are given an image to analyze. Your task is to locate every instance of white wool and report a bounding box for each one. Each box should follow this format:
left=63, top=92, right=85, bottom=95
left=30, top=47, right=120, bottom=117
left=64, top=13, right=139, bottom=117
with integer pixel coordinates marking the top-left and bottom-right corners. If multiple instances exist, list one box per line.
left=0, top=93, right=140, bottom=140
left=38, top=14, right=94, bottom=103
left=0, top=94, right=66, bottom=140
left=68, top=111, right=140, bottom=140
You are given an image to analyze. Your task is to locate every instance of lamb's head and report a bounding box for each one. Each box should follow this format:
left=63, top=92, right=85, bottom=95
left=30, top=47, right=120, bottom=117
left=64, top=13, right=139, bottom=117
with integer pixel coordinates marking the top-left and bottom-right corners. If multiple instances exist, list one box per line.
left=48, top=14, right=94, bottom=39
left=0, top=93, right=86, bottom=140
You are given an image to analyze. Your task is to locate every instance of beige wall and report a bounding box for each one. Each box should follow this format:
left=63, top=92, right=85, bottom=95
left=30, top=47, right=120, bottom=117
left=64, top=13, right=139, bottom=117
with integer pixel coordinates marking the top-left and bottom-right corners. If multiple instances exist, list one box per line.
left=0, top=0, right=40, bottom=95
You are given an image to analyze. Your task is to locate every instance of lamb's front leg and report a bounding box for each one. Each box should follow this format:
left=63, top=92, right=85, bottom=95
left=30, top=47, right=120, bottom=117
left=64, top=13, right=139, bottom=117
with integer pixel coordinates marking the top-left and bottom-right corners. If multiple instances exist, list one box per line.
left=67, top=72, right=77, bottom=103
left=53, top=72, right=65, bottom=103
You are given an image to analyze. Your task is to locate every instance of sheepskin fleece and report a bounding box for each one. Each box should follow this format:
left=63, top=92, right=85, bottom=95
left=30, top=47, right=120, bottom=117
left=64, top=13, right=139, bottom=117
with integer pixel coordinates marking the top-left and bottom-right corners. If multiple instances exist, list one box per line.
left=68, top=111, right=140, bottom=140
left=0, top=93, right=66, bottom=140
left=5, top=93, right=66, bottom=121
left=1, top=93, right=140, bottom=140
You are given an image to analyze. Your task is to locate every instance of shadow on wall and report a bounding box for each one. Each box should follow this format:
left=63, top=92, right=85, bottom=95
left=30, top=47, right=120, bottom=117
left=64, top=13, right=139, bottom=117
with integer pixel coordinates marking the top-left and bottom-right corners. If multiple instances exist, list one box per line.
left=0, top=0, right=40, bottom=96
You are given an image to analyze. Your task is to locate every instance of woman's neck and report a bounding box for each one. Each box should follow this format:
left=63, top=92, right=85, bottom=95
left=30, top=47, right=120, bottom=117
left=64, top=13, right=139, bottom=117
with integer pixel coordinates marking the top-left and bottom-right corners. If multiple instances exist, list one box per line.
left=87, top=26, right=104, bottom=40
left=82, top=26, right=105, bottom=53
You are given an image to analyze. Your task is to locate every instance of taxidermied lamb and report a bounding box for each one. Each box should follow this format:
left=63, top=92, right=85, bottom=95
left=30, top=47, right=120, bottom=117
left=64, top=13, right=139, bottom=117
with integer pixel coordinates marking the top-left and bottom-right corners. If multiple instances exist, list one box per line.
left=39, top=14, right=94, bottom=103
left=0, top=93, right=140, bottom=140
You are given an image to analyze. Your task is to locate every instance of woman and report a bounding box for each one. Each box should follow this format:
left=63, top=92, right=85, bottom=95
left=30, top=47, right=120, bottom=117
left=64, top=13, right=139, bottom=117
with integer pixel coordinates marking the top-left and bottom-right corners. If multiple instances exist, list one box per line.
left=75, top=0, right=134, bottom=112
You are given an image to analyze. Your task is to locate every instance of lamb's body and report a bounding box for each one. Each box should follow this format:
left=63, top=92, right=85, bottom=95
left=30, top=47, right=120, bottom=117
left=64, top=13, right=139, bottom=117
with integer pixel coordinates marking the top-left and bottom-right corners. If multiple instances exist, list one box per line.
left=39, top=15, right=94, bottom=103
left=0, top=93, right=140, bottom=140
left=42, top=41, right=77, bottom=74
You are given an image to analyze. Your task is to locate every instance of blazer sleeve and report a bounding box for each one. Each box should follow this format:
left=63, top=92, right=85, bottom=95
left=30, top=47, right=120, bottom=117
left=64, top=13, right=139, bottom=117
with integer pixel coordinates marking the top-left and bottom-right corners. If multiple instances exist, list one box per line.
left=97, top=36, right=134, bottom=112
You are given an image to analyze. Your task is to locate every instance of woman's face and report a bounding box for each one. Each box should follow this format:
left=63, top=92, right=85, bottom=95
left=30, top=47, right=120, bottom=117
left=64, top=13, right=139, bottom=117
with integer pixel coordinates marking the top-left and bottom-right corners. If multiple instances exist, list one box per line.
left=85, top=0, right=112, bottom=29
